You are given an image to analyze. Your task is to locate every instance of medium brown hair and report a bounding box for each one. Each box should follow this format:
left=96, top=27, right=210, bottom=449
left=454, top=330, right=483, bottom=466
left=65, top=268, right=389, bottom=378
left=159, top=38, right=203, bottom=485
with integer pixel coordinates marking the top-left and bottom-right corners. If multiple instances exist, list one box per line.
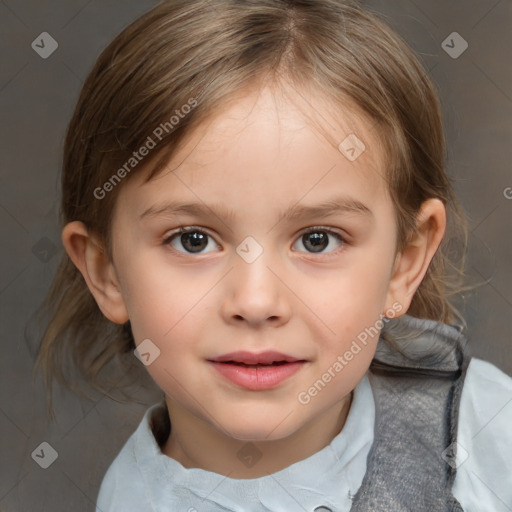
left=35, top=0, right=470, bottom=409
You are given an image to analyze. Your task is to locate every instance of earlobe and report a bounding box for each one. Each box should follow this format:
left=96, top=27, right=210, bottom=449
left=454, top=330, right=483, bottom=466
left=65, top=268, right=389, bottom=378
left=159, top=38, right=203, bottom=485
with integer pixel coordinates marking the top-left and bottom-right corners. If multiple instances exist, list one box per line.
left=62, top=221, right=129, bottom=324
left=384, top=199, right=446, bottom=315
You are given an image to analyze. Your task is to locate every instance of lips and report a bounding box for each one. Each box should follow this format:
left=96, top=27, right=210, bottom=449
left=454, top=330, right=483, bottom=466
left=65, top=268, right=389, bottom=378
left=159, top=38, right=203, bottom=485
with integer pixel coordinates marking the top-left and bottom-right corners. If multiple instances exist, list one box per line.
left=207, top=350, right=307, bottom=390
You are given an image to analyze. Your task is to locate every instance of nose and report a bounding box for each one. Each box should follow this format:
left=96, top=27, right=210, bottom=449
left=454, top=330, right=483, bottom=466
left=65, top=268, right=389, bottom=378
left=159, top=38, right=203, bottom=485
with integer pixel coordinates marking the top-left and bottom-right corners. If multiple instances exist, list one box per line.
left=220, top=250, right=292, bottom=327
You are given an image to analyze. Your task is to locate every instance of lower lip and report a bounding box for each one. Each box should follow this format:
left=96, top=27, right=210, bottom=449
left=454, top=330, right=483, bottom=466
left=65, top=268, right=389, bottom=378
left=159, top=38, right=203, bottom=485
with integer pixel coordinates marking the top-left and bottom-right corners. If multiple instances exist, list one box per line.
left=208, top=361, right=305, bottom=390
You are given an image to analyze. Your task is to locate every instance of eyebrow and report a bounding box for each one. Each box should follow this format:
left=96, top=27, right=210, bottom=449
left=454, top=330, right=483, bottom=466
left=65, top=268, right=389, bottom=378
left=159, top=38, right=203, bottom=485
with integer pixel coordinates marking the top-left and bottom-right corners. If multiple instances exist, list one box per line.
left=139, top=195, right=373, bottom=223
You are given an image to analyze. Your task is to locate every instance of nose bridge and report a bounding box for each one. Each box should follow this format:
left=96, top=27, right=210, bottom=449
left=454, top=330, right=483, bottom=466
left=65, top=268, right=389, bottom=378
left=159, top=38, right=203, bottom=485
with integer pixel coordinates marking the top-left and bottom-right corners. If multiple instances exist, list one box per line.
left=222, top=237, right=291, bottom=323
left=235, top=241, right=280, bottom=300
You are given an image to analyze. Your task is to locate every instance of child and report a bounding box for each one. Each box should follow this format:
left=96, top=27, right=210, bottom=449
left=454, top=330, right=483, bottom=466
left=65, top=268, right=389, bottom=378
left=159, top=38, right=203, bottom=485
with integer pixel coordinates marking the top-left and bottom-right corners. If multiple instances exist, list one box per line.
left=36, top=0, right=512, bottom=510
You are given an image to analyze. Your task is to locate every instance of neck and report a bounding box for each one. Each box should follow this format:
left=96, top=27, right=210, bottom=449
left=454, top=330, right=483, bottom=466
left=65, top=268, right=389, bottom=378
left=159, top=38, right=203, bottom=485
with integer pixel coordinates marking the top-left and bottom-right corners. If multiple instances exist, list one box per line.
left=162, top=393, right=353, bottom=479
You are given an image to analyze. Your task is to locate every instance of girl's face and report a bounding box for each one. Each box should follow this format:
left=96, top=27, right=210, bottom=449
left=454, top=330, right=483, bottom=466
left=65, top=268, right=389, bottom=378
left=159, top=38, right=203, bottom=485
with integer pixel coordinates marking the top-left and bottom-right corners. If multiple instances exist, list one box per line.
left=110, top=85, right=402, bottom=441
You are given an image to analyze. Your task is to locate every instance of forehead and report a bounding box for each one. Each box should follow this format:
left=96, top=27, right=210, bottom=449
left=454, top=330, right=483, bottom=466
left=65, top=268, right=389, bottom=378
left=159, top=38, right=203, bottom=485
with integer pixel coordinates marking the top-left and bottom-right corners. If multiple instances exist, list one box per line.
left=119, top=83, right=390, bottom=217
left=171, top=84, right=383, bottom=171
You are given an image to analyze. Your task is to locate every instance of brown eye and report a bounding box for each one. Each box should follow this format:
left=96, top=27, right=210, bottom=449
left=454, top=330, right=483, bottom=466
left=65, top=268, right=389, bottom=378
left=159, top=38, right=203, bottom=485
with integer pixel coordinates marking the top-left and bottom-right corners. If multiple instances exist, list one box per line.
left=165, top=228, right=219, bottom=254
left=293, top=228, right=345, bottom=254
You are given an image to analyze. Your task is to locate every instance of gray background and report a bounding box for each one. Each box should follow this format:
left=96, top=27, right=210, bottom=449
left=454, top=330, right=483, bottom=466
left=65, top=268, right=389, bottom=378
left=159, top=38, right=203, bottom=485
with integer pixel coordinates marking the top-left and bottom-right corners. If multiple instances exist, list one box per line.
left=1, top=0, right=511, bottom=510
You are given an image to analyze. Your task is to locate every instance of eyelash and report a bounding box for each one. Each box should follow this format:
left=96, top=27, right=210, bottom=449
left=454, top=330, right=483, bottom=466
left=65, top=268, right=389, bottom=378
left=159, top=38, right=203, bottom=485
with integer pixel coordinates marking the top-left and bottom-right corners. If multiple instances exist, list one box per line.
left=163, top=226, right=348, bottom=256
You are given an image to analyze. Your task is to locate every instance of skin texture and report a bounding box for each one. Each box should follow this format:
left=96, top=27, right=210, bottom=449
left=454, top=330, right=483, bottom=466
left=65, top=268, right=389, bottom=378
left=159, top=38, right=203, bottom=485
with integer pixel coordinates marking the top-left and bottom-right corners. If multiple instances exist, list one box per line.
left=63, top=83, right=446, bottom=478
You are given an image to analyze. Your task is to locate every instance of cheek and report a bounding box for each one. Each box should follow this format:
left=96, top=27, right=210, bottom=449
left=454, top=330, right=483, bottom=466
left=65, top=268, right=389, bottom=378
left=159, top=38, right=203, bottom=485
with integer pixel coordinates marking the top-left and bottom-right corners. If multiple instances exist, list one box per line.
left=121, top=265, right=211, bottom=355
left=349, top=238, right=396, bottom=305
left=315, top=260, right=393, bottom=359
left=115, top=251, right=200, bottom=336
left=328, top=262, right=391, bottom=314
left=128, top=294, right=206, bottom=397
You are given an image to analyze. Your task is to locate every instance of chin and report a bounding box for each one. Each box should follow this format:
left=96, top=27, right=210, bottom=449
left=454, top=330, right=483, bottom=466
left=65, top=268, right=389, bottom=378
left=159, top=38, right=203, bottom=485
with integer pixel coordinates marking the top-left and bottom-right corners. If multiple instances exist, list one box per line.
left=216, top=415, right=299, bottom=443
left=228, top=428, right=290, bottom=443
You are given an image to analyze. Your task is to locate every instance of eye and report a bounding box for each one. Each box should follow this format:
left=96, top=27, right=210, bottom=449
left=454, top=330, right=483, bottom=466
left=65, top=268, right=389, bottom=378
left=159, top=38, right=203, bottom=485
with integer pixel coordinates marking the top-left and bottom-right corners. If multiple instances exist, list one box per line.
left=292, top=227, right=346, bottom=254
left=164, top=227, right=220, bottom=254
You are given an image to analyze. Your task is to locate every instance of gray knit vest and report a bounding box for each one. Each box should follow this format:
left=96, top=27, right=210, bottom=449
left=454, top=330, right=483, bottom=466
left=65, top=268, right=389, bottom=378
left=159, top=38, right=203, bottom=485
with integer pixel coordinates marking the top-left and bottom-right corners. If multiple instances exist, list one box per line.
left=349, top=314, right=471, bottom=511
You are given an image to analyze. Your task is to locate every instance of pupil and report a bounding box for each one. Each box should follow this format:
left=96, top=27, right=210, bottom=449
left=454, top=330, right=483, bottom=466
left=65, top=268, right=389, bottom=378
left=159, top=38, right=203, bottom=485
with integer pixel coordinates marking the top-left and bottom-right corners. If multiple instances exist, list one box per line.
left=182, top=232, right=207, bottom=253
left=304, top=232, right=327, bottom=252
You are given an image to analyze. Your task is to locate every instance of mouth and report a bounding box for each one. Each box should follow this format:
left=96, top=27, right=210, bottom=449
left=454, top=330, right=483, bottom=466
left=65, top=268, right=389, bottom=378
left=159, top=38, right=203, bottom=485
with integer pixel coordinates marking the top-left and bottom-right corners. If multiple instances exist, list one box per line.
left=207, top=351, right=307, bottom=390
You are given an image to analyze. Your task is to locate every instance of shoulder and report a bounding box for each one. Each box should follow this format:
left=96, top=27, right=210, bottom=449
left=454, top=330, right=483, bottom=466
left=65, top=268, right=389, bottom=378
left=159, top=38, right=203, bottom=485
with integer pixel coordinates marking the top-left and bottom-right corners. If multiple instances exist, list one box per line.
left=95, top=403, right=166, bottom=512
left=454, top=358, right=512, bottom=511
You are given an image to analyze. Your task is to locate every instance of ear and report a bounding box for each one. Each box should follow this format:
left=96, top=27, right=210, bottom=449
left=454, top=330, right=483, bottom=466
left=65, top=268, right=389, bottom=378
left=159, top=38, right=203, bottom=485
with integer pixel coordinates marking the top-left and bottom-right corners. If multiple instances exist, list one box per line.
left=62, top=221, right=129, bottom=324
left=384, top=198, right=446, bottom=316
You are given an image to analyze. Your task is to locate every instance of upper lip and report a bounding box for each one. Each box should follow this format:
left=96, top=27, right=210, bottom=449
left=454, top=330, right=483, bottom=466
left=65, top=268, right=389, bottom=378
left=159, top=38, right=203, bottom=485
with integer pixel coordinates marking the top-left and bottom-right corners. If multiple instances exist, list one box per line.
left=208, top=350, right=303, bottom=365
